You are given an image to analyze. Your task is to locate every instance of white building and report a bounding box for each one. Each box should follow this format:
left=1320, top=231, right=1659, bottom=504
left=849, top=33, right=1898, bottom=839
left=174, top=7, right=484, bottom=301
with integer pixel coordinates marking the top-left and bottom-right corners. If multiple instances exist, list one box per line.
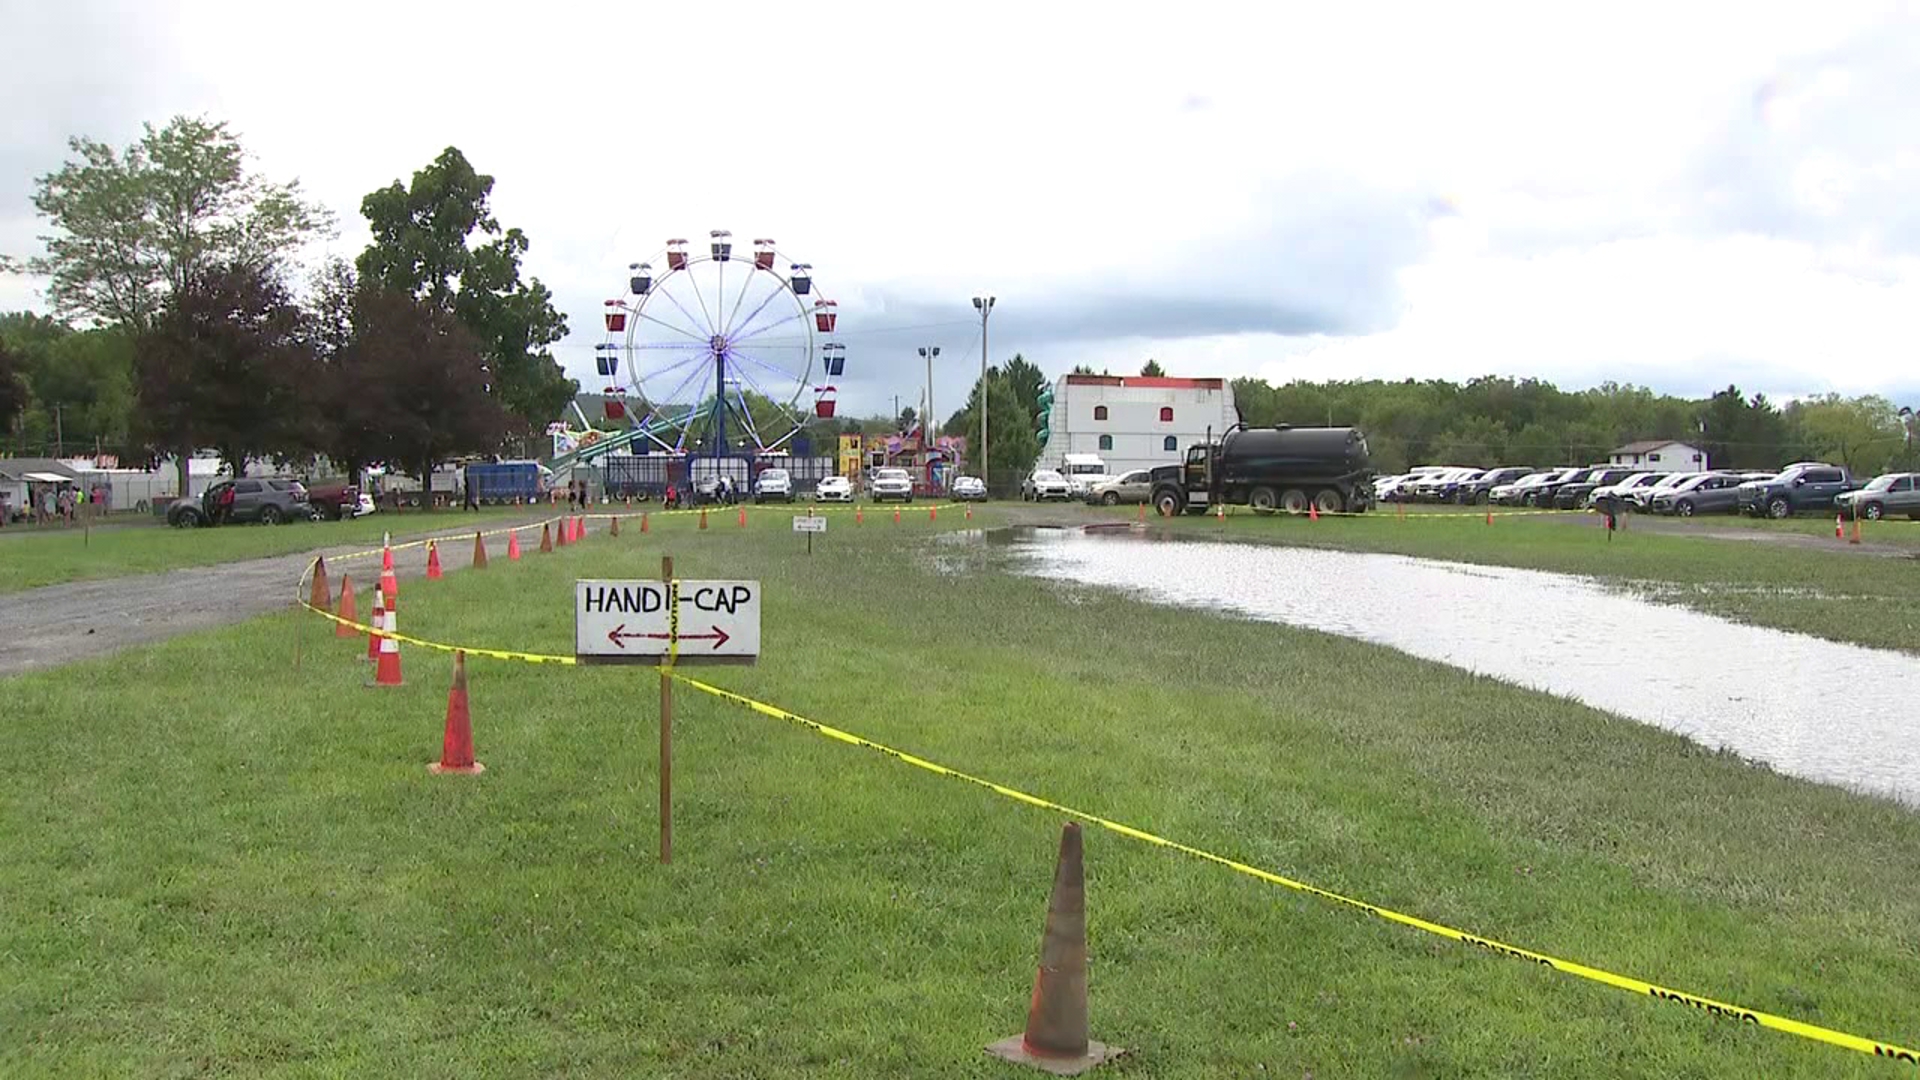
left=1607, top=440, right=1708, bottom=472
left=1044, top=374, right=1239, bottom=476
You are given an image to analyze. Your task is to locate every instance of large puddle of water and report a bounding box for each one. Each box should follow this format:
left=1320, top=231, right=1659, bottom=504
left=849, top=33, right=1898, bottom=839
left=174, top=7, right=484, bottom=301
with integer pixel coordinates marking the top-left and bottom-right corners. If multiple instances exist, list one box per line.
left=995, top=527, right=1920, bottom=804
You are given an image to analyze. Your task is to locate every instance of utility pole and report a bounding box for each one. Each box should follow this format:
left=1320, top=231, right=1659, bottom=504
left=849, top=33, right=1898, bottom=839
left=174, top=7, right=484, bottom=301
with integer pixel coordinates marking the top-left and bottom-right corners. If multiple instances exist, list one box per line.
left=971, top=296, right=994, bottom=486
left=53, top=403, right=64, bottom=458
left=918, top=345, right=940, bottom=443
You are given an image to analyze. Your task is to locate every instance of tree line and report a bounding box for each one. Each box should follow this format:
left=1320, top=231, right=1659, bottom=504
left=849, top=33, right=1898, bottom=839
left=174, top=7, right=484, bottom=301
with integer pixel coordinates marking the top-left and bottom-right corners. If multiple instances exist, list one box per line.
left=0, top=117, right=575, bottom=497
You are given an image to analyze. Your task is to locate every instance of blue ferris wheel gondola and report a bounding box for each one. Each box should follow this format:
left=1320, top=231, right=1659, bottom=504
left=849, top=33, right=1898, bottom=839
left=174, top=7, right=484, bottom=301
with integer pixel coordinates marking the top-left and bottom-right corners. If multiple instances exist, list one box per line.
left=823, top=343, right=846, bottom=378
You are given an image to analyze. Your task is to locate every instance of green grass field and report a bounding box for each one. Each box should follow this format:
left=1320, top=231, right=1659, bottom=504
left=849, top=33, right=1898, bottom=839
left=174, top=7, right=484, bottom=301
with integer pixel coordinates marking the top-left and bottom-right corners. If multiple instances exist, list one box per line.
left=0, top=507, right=542, bottom=595
left=1121, top=505, right=1920, bottom=654
left=4, top=507, right=1918, bottom=1077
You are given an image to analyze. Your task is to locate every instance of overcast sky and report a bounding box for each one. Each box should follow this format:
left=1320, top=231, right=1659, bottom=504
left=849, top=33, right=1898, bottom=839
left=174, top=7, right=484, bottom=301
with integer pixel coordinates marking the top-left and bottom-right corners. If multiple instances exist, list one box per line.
left=4, top=0, right=1918, bottom=418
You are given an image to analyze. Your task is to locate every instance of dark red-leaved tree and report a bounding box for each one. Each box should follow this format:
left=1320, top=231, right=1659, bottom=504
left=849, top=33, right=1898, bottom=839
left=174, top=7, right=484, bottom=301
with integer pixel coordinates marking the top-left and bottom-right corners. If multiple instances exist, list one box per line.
left=336, top=288, right=510, bottom=506
left=132, top=263, right=313, bottom=491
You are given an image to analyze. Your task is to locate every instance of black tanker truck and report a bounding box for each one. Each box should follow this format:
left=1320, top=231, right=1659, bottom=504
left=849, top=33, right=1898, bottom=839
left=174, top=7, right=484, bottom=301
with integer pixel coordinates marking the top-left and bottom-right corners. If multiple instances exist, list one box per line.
left=1149, top=423, right=1374, bottom=516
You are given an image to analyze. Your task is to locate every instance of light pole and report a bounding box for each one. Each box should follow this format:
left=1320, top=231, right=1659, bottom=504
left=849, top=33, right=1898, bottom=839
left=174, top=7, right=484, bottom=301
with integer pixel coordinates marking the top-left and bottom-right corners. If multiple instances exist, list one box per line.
left=918, top=346, right=940, bottom=442
left=971, top=296, right=994, bottom=487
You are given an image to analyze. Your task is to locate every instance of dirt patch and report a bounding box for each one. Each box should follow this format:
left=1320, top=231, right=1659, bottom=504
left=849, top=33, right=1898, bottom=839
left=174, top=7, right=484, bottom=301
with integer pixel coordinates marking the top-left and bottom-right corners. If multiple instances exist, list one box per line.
left=0, top=517, right=554, bottom=678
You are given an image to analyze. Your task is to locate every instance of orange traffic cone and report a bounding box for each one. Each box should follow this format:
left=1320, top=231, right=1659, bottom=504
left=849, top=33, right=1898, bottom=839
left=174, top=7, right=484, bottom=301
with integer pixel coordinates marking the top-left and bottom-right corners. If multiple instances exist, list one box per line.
left=366, top=588, right=384, bottom=661
left=641, top=512, right=650, bottom=534
left=425, top=541, right=444, bottom=580
left=986, top=822, right=1123, bottom=1074
left=558, top=517, right=570, bottom=547
left=382, top=533, right=394, bottom=572
left=429, top=651, right=484, bottom=775
left=1486, top=508, right=1494, bottom=526
left=1216, top=503, right=1226, bottom=523
left=930, top=505, right=938, bottom=522
left=370, top=605, right=403, bottom=687
left=610, top=515, right=621, bottom=537
left=472, top=532, right=488, bottom=569
left=1308, top=502, right=1319, bottom=522
left=894, top=506, right=902, bottom=524
left=380, top=563, right=399, bottom=609
left=539, top=523, right=553, bottom=553
left=1135, top=503, right=1144, bottom=522
left=335, top=575, right=358, bottom=639
left=699, top=509, right=709, bottom=530
left=1836, top=514, right=1845, bottom=540
left=967, top=504, right=974, bottom=521
left=309, top=556, right=332, bottom=613
left=508, top=530, right=522, bottom=561
left=738, top=505, right=747, bottom=528
left=856, top=505, right=864, bottom=525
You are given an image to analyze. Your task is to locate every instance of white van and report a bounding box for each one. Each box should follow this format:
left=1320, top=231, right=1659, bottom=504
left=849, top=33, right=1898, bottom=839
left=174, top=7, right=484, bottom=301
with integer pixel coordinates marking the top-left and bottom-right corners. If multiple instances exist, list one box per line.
left=1058, top=453, right=1110, bottom=496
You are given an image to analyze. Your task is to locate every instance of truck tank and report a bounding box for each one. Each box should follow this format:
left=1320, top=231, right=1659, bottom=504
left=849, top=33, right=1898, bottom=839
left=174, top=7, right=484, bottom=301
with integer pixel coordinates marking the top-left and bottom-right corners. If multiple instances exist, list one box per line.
left=1219, top=426, right=1370, bottom=478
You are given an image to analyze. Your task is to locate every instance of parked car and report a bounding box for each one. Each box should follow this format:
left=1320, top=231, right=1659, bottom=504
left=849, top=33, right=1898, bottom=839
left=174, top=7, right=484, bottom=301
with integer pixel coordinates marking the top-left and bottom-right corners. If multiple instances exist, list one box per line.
left=1652, top=472, right=1753, bottom=517
left=815, top=475, right=853, bottom=503
left=1835, top=472, right=1920, bottom=520
left=951, top=475, right=988, bottom=502
left=1738, top=463, right=1856, bottom=518
left=1083, top=469, right=1152, bottom=506
left=1553, top=467, right=1645, bottom=510
left=1022, top=470, right=1073, bottom=502
left=1586, top=471, right=1665, bottom=510
left=870, top=467, right=914, bottom=503
left=168, top=478, right=312, bottom=527
left=1457, top=467, right=1534, bottom=504
left=304, top=480, right=366, bottom=521
left=1625, top=471, right=1697, bottom=511
left=753, top=468, right=796, bottom=504
left=1494, top=468, right=1577, bottom=507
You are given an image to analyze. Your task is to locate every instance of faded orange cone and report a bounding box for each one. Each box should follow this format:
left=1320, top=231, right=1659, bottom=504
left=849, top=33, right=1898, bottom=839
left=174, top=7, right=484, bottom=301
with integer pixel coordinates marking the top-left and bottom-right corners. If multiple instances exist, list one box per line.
left=699, top=508, right=708, bottom=530
left=894, top=506, right=902, bottom=525
left=425, top=541, right=444, bottom=580
left=1308, top=502, right=1319, bottom=522
left=987, top=822, right=1123, bottom=1075
left=335, top=575, right=358, bottom=639
left=1486, top=509, right=1494, bottom=526
left=508, top=530, right=522, bottom=561
left=472, top=531, right=488, bottom=569
left=369, top=604, right=403, bottom=686
left=738, top=505, right=747, bottom=528
left=540, top=522, right=554, bottom=553
left=309, top=556, right=332, bottom=614
left=856, top=505, right=864, bottom=525
left=1836, top=513, right=1845, bottom=540
left=930, top=505, right=938, bottom=522
left=610, top=515, right=620, bottom=537
left=641, top=511, right=650, bottom=533
left=428, top=651, right=484, bottom=775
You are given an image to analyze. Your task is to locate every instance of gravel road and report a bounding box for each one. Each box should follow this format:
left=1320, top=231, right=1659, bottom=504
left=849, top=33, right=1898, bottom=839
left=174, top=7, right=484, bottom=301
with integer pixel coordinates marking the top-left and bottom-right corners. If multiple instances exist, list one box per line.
left=0, top=517, right=554, bottom=678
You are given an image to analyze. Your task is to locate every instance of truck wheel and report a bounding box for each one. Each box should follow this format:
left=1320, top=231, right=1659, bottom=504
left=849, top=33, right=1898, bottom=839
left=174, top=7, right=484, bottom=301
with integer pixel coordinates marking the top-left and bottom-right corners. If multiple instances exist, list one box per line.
left=1153, top=489, right=1185, bottom=518
left=1314, top=489, right=1346, bottom=514
left=1767, top=497, right=1791, bottom=519
left=1248, top=487, right=1280, bottom=513
left=1280, top=489, right=1310, bottom=514
left=1865, top=502, right=1885, bottom=520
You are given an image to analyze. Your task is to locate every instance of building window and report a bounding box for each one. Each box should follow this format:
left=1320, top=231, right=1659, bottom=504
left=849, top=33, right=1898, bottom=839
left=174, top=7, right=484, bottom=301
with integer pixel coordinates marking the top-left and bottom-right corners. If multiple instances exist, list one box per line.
left=1649, top=452, right=1661, bottom=462
left=1692, top=453, right=1703, bottom=462
left=1094, top=405, right=1108, bottom=421
left=1098, top=434, right=1113, bottom=451
left=1159, top=406, right=1173, bottom=422
left=1163, top=436, right=1177, bottom=452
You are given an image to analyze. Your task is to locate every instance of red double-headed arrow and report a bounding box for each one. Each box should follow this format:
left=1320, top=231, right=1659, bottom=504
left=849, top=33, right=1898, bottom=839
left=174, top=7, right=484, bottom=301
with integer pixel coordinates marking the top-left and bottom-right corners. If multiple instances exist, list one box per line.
left=606, top=623, right=732, bottom=650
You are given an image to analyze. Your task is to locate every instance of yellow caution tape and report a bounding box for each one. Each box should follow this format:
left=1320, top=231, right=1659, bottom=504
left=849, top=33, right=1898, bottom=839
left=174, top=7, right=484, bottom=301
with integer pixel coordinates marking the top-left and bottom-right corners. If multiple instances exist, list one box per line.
left=289, top=572, right=1918, bottom=1065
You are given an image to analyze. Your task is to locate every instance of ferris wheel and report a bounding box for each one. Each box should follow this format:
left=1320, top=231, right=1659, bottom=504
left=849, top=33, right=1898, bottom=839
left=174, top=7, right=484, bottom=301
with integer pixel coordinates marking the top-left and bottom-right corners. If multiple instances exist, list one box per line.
left=595, top=232, right=846, bottom=458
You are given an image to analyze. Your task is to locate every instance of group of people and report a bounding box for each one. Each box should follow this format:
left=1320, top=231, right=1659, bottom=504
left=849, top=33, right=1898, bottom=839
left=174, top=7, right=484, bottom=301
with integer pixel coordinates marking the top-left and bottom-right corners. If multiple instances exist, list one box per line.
left=2, top=483, right=97, bottom=527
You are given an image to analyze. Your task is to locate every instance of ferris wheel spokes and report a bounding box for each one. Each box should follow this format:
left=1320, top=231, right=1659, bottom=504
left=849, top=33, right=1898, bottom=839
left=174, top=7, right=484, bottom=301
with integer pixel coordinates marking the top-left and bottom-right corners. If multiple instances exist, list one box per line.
left=721, top=259, right=762, bottom=335
left=730, top=304, right=809, bottom=346
left=723, top=273, right=789, bottom=340
left=645, top=275, right=713, bottom=340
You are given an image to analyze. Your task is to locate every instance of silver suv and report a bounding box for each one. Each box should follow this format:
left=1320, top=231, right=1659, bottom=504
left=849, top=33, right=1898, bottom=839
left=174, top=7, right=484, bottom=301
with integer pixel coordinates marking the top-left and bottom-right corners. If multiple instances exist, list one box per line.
left=870, top=467, right=914, bottom=503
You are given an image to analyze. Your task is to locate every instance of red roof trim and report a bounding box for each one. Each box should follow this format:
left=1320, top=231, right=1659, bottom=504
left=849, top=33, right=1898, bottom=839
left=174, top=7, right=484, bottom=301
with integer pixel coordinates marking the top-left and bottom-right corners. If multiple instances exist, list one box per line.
left=1065, top=375, right=1224, bottom=390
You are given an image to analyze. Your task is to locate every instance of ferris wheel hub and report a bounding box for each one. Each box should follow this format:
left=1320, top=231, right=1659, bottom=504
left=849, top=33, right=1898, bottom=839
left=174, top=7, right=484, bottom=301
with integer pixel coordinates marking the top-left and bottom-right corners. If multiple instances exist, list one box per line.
left=709, top=334, right=728, bottom=356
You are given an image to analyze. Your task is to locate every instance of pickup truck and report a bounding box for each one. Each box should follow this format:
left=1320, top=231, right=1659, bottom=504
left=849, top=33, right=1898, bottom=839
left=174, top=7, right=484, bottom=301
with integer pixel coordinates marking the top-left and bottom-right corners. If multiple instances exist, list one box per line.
left=1737, top=463, right=1856, bottom=518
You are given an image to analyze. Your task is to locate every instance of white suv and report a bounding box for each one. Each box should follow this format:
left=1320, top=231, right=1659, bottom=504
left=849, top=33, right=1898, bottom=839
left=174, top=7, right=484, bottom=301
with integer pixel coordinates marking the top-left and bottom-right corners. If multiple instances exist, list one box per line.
left=870, top=468, right=914, bottom=503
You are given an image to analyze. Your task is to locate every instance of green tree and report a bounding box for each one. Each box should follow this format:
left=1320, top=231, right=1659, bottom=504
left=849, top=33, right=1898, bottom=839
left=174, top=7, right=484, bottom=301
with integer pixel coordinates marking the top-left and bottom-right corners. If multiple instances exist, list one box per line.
left=1790, top=394, right=1904, bottom=474
left=357, top=147, right=575, bottom=435
left=946, top=369, right=1039, bottom=488
left=1069, top=364, right=1095, bottom=375
left=27, top=116, right=330, bottom=331
left=1140, top=358, right=1165, bottom=377
left=1000, top=354, right=1049, bottom=429
left=0, top=336, right=27, bottom=437
left=337, top=289, right=511, bottom=500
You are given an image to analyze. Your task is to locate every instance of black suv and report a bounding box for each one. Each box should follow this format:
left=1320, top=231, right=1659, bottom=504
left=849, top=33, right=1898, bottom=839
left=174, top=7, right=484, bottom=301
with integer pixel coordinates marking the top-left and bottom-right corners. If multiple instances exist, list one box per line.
left=167, top=478, right=313, bottom=527
left=1457, top=467, right=1535, bottom=505
left=1738, top=464, right=1856, bottom=519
